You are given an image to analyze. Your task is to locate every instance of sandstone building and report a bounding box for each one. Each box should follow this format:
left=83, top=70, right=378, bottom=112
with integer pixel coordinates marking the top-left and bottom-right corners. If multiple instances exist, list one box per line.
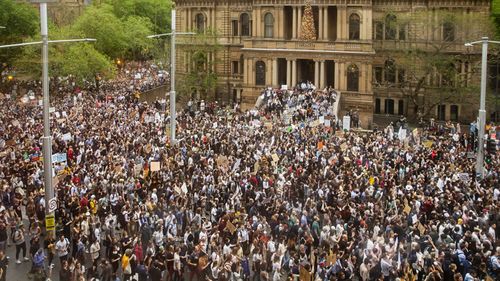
left=175, top=0, right=492, bottom=127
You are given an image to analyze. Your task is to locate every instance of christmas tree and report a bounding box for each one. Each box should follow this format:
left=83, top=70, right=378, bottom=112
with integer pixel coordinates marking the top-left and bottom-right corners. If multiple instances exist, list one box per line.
left=300, top=0, right=317, bottom=41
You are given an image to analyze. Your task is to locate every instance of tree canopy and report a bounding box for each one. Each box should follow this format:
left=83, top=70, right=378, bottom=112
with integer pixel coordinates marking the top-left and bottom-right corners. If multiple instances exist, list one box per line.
left=0, top=0, right=39, bottom=64
left=1, top=0, right=171, bottom=85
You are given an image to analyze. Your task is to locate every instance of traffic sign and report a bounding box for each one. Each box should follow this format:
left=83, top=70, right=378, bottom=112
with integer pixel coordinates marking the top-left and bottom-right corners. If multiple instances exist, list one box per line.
left=45, top=214, right=55, bottom=231
left=48, top=197, right=57, bottom=213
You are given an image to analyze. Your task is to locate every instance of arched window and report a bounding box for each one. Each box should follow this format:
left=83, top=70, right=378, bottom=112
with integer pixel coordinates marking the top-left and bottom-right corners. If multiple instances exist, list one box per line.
left=443, top=21, right=455, bottom=42
left=195, top=13, right=205, bottom=32
left=347, top=64, right=359, bottom=92
left=385, top=14, right=397, bottom=40
left=255, top=60, right=266, bottom=85
left=384, top=59, right=396, bottom=83
left=240, top=13, right=250, bottom=36
left=349, top=14, right=360, bottom=40
left=264, top=13, right=274, bottom=38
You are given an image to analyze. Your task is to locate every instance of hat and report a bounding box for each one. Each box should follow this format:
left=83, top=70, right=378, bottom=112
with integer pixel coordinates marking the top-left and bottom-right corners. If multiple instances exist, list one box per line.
left=457, top=218, right=463, bottom=225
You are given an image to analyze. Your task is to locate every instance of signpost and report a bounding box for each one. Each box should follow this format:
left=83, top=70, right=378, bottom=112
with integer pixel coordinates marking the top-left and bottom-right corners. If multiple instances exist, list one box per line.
left=45, top=214, right=55, bottom=231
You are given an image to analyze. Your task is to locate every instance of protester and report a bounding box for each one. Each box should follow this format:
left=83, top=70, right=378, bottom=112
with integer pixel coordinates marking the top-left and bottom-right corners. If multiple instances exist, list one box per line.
left=0, top=61, right=498, bottom=281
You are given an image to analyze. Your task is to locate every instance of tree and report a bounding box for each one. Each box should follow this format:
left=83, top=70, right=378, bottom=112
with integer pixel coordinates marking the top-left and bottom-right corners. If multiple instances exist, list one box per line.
left=379, top=9, right=495, bottom=119
left=122, top=16, right=155, bottom=60
left=13, top=25, right=116, bottom=85
left=71, top=4, right=129, bottom=60
left=177, top=29, right=220, bottom=101
left=54, top=44, right=116, bottom=83
left=300, top=0, right=316, bottom=41
left=100, top=0, right=172, bottom=34
left=0, top=0, right=39, bottom=65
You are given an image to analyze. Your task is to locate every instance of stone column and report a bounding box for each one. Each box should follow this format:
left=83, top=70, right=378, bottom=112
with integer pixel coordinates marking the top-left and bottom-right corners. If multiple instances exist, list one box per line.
left=297, top=7, right=302, bottom=39
left=360, top=64, right=366, bottom=92
left=380, top=98, right=385, bottom=113
left=208, top=9, right=212, bottom=30
left=244, top=58, right=250, bottom=85
left=292, top=59, right=297, bottom=87
left=323, top=7, right=329, bottom=40
left=318, top=7, right=324, bottom=40
left=286, top=59, right=292, bottom=87
left=366, top=64, right=372, bottom=92
left=266, top=58, right=272, bottom=86
left=292, top=7, right=297, bottom=39
left=252, top=10, right=257, bottom=37
left=394, top=99, right=400, bottom=115
left=337, top=6, right=346, bottom=40
left=212, top=8, right=216, bottom=32
left=334, top=61, right=340, bottom=89
left=320, top=60, right=325, bottom=89
left=314, top=60, right=320, bottom=87
left=256, top=8, right=261, bottom=37
left=272, top=59, right=278, bottom=86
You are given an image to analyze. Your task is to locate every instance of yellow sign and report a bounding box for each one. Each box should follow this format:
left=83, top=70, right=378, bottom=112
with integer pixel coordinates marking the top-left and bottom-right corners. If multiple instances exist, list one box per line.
left=45, top=215, right=55, bottom=231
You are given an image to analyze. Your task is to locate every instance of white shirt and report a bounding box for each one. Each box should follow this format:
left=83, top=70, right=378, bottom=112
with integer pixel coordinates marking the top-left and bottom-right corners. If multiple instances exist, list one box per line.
left=56, top=238, right=69, bottom=257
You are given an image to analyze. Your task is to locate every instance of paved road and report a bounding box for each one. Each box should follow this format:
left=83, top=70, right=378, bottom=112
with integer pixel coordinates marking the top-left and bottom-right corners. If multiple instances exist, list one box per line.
left=4, top=227, right=55, bottom=280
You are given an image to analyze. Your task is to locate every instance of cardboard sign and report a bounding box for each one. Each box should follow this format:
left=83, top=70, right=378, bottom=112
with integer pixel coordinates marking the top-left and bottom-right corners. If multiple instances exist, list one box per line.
left=423, top=141, right=434, bottom=148
left=403, top=204, right=411, bottom=215
left=271, top=154, right=279, bottom=163
left=225, top=221, right=236, bottom=234
left=150, top=161, right=160, bottom=172
left=418, top=223, right=426, bottom=235
left=299, top=266, right=312, bottom=281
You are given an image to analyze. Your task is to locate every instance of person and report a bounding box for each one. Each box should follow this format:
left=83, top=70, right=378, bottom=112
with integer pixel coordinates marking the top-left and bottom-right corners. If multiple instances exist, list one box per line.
left=13, top=223, right=28, bottom=264
left=55, top=235, right=70, bottom=264
left=0, top=251, right=7, bottom=281
left=0, top=61, right=498, bottom=281
left=121, top=248, right=135, bottom=281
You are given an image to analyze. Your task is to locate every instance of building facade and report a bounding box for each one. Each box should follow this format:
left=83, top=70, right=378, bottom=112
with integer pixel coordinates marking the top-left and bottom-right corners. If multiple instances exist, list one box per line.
left=174, top=0, right=490, bottom=127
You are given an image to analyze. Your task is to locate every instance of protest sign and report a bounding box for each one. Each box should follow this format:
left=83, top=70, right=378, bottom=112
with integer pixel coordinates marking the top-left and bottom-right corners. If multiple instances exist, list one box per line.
left=151, top=161, right=160, bottom=172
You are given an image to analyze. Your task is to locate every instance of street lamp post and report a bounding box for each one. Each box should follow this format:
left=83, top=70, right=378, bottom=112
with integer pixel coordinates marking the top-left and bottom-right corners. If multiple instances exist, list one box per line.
left=465, top=37, right=500, bottom=179
left=0, top=0, right=96, bottom=237
left=148, top=9, right=194, bottom=144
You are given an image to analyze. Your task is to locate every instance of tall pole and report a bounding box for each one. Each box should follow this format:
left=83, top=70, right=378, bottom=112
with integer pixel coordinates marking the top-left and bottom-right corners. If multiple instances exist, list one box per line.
left=40, top=3, right=54, bottom=236
left=476, top=37, right=488, bottom=178
left=170, top=9, right=176, bottom=144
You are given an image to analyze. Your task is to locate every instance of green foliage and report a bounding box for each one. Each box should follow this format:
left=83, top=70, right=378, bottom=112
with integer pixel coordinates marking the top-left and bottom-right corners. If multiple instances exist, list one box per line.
left=13, top=25, right=116, bottom=84
left=177, top=30, right=221, bottom=101
left=492, top=0, right=500, bottom=39
left=72, top=4, right=129, bottom=59
left=122, top=16, right=155, bottom=59
left=100, top=0, right=172, bottom=34
left=53, top=44, right=116, bottom=83
left=0, top=0, right=39, bottom=64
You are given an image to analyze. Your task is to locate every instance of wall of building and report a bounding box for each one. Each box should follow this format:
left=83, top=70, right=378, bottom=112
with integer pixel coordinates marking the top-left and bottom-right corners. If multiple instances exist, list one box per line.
left=175, top=0, right=491, bottom=126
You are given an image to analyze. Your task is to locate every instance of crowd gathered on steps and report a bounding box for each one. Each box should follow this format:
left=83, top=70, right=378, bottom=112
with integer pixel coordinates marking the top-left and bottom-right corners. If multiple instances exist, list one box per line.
left=0, top=63, right=498, bottom=281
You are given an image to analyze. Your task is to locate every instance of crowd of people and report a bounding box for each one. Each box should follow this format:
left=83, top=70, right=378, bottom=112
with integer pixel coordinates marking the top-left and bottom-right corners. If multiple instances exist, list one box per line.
left=0, top=62, right=499, bottom=281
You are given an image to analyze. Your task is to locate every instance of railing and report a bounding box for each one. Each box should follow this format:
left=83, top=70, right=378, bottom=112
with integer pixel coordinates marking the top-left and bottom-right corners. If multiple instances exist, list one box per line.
left=242, top=39, right=374, bottom=53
